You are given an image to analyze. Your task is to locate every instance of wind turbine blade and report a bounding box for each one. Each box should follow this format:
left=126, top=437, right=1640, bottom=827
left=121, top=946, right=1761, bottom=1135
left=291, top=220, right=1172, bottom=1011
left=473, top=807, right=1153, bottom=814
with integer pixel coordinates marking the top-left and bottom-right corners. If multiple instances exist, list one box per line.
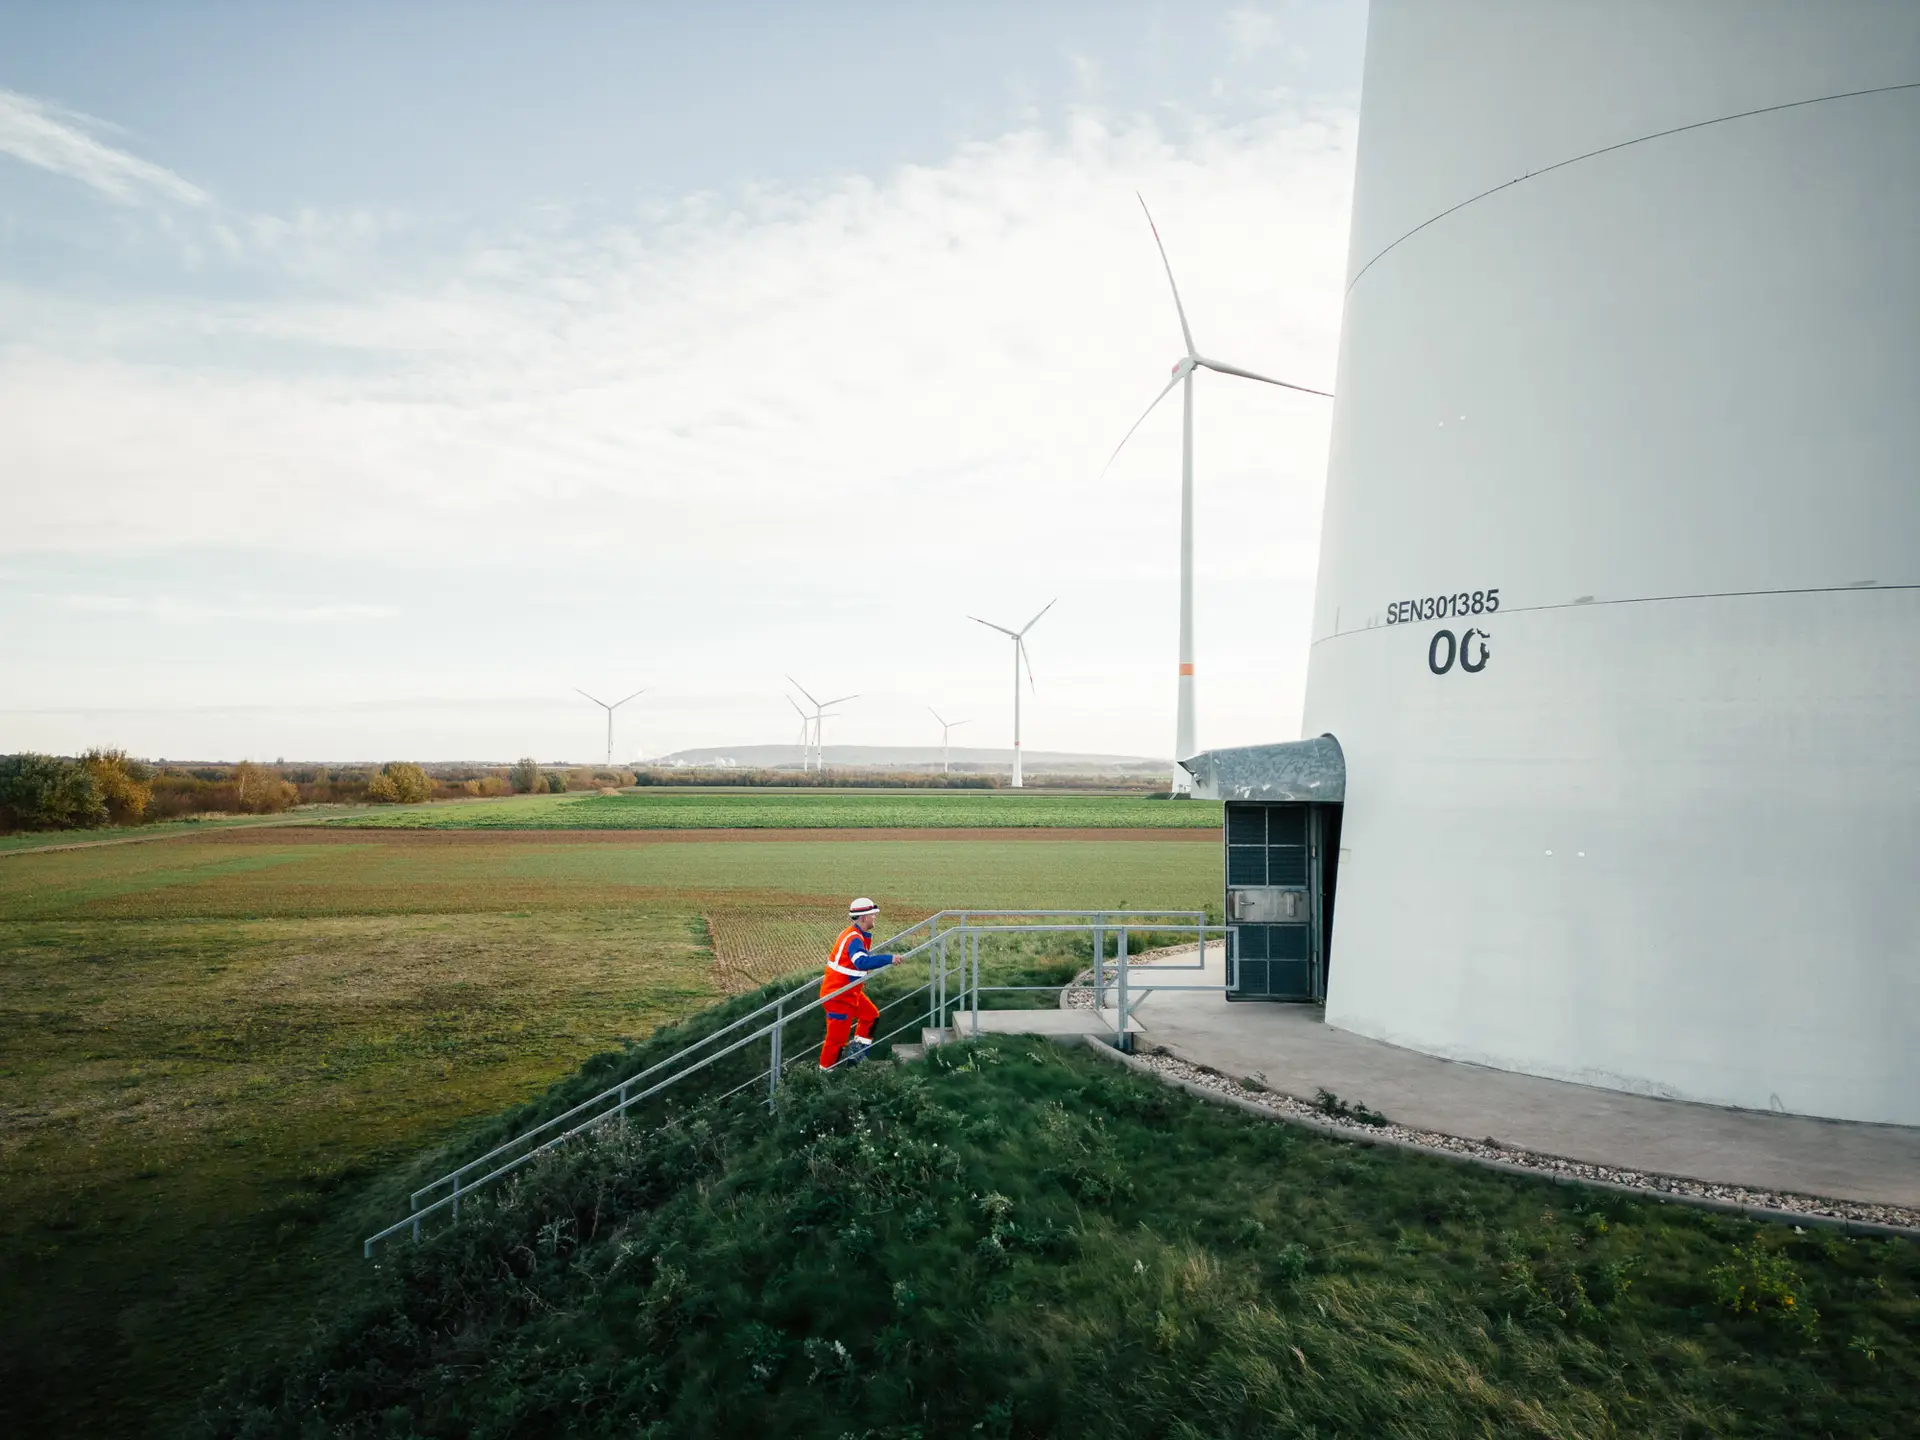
left=786, top=695, right=809, bottom=720
left=1020, top=598, right=1057, bottom=635
left=929, top=707, right=947, bottom=726
left=970, top=615, right=1019, bottom=638
left=1195, top=356, right=1332, bottom=398
left=612, top=688, right=647, bottom=710
left=953, top=719, right=971, bottom=727
left=822, top=694, right=859, bottom=708
left=1019, top=638, right=1036, bottom=692
left=1100, top=371, right=1181, bottom=476
left=786, top=675, right=822, bottom=708
left=574, top=688, right=610, bottom=709
left=1138, top=192, right=1195, bottom=355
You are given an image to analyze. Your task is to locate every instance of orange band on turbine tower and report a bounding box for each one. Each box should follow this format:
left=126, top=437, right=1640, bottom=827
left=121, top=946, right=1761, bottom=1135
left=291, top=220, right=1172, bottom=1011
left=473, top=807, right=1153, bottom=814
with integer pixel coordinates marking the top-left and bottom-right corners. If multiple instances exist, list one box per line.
left=1178, top=663, right=1195, bottom=676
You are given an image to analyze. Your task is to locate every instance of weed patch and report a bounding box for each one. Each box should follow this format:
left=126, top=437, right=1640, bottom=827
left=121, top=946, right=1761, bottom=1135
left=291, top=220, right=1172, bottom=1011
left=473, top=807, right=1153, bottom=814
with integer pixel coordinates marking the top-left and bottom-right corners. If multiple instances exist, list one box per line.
left=1313, top=1085, right=1387, bottom=1126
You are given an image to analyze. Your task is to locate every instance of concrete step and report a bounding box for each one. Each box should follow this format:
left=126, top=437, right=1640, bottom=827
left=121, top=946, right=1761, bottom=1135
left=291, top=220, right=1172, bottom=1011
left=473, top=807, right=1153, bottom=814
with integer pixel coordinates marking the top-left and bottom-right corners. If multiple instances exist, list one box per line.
left=946, top=1008, right=1144, bottom=1043
left=892, top=1043, right=925, bottom=1063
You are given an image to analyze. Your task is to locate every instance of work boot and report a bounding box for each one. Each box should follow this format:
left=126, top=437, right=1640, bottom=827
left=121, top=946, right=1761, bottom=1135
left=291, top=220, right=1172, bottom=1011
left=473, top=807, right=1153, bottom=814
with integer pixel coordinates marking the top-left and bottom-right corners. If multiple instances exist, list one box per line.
left=843, top=1036, right=874, bottom=1067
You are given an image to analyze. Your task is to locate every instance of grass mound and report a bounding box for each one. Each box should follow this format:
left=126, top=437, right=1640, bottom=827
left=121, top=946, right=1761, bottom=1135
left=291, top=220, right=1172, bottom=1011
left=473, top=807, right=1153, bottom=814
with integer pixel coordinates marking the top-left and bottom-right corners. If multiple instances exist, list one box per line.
left=200, top=1037, right=1918, bottom=1439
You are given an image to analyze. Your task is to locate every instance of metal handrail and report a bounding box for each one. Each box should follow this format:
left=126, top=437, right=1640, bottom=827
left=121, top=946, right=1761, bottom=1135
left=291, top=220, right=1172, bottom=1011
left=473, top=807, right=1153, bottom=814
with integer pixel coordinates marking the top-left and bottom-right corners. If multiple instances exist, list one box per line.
left=405, top=910, right=940, bottom=1208
left=365, top=926, right=943, bottom=1255
left=362, top=908, right=1218, bottom=1255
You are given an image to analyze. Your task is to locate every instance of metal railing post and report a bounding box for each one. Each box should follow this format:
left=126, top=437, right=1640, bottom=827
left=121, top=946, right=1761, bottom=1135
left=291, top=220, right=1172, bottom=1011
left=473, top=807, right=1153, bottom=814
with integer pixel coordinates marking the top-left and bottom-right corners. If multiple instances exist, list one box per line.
left=1093, top=918, right=1105, bottom=1012
left=768, top=998, right=782, bottom=1111
left=970, top=928, right=980, bottom=1037
left=452, top=1173, right=462, bottom=1222
left=1116, top=926, right=1130, bottom=1052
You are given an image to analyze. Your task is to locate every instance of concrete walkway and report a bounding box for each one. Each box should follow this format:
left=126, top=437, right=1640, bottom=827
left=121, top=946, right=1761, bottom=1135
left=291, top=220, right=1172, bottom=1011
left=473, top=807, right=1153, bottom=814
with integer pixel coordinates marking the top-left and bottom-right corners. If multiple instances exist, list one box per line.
left=1123, top=949, right=1920, bottom=1210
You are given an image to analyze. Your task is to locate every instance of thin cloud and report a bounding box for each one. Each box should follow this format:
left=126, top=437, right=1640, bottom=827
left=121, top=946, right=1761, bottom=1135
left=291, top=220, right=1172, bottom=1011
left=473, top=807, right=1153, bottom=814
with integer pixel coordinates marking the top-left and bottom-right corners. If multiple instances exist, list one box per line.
left=1224, top=6, right=1307, bottom=67
left=1, top=101, right=1355, bottom=761
left=0, top=88, right=209, bottom=207
left=47, top=593, right=397, bottom=623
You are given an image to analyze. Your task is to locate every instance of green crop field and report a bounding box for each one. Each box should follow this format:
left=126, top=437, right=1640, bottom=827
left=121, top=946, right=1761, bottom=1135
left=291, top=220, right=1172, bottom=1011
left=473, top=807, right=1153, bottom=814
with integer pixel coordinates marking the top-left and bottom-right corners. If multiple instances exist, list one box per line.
left=327, top=788, right=1223, bottom=831
left=0, top=808, right=368, bottom=858
left=0, top=823, right=1217, bottom=1436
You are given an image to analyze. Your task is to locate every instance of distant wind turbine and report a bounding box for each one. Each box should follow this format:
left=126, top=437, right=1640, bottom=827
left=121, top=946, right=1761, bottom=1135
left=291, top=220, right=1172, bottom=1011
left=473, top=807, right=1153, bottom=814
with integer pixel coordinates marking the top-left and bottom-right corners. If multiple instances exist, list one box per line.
left=574, top=687, right=646, bottom=767
left=788, top=676, right=857, bottom=774
left=928, top=707, right=971, bottom=775
left=786, top=695, right=813, bottom=769
left=970, top=600, right=1054, bottom=789
left=1106, top=194, right=1333, bottom=791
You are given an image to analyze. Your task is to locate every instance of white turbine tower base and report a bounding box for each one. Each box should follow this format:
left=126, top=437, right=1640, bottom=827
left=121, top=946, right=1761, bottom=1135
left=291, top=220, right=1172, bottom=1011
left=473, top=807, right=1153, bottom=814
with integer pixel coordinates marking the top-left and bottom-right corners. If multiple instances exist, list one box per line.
left=970, top=601, right=1054, bottom=789
left=1106, top=194, right=1333, bottom=792
left=574, top=686, right=646, bottom=768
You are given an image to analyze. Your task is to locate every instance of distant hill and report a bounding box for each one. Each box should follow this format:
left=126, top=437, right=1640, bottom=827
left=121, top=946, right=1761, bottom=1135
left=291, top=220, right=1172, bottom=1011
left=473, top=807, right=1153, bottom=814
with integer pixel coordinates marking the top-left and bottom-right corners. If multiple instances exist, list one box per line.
left=651, top=744, right=1166, bottom=774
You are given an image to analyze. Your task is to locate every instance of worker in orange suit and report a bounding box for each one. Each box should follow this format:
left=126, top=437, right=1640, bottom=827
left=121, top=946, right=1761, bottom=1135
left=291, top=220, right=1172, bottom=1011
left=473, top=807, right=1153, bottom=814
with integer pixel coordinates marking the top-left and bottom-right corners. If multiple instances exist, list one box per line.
left=819, top=897, right=895, bottom=1069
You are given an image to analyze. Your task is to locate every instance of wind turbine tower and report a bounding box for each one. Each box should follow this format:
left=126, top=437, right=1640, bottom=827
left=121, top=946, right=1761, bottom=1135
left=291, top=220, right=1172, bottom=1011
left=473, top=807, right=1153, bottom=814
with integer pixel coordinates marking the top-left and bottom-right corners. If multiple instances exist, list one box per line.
left=970, top=600, right=1054, bottom=788
left=786, top=695, right=815, bottom=770
left=573, top=687, right=646, bottom=767
left=928, top=708, right=971, bottom=775
left=1107, top=195, right=1333, bottom=791
left=787, top=677, right=857, bottom=774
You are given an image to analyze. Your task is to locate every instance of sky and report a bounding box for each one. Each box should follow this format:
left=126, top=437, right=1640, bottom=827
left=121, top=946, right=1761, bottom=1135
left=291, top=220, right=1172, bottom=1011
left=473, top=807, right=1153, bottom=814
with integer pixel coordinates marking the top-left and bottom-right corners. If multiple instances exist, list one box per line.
left=0, top=1, right=1367, bottom=765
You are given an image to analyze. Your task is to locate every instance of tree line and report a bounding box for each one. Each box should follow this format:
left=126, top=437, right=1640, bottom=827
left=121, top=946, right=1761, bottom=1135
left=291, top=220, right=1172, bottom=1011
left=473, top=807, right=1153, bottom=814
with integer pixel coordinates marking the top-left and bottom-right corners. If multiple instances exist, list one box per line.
left=0, top=754, right=634, bottom=834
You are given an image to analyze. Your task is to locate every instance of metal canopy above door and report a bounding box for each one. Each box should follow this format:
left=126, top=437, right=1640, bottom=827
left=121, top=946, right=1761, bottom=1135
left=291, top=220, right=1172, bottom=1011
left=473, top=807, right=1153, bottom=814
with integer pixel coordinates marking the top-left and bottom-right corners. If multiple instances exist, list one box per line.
left=1180, top=734, right=1345, bottom=803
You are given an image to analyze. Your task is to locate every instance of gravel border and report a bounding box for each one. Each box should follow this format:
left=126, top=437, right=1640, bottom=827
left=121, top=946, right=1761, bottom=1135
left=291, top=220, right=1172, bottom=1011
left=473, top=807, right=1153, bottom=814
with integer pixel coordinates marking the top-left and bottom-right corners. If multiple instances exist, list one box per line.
left=1059, top=970, right=1920, bottom=1242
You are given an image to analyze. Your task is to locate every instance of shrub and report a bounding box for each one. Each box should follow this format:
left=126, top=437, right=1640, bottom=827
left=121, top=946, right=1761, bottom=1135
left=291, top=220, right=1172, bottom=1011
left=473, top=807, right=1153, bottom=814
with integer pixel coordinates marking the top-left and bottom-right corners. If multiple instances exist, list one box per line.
left=82, top=749, right=152, bottom=824
left=231, top=762, right=298, bottom=814
left=0, top=753, right=107, bottom=832
left=544, top=772, right=567, bottom=794
left=366, top=762, right=433, bottom=806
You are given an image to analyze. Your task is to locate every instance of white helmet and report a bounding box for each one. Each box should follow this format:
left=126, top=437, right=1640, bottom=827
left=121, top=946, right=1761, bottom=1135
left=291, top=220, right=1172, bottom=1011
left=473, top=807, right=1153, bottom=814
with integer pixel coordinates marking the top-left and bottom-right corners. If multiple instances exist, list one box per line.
left=848, top=896, right=880, bottom=918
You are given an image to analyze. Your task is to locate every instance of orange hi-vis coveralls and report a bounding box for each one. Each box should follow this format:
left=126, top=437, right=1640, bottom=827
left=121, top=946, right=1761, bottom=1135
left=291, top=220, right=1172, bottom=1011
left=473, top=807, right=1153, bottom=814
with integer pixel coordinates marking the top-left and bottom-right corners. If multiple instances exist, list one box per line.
left=819, top=923, right=894, bottom=1068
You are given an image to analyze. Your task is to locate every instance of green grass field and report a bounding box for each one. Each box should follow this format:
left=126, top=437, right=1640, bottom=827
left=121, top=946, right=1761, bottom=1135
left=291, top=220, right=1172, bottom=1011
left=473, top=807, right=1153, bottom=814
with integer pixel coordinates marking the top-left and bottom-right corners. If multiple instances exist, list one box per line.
left=327, top=788, right=1222, bottom=830
left=0, top=814, right=1217, bottom=1436
left=9, top=790, right=1916, bottom=1436
left=206, top=1034, right=1920, bottom=1438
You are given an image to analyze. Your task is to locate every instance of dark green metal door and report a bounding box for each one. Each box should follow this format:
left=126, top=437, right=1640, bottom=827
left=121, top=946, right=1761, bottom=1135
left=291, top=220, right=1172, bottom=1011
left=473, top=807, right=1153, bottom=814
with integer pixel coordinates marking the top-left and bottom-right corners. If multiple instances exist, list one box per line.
left=1225, top=803, right=1323, bottom=1000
